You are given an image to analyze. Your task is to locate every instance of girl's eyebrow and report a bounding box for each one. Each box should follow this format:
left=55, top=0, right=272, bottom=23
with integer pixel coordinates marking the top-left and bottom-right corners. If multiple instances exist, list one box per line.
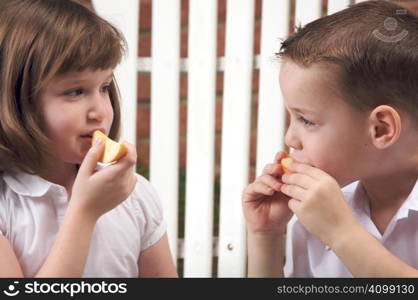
left=56, top=73, right=114, bottom=86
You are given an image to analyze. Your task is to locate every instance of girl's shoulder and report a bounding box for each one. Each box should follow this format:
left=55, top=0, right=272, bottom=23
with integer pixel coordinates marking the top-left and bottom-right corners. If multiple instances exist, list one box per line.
left=124, top=173, right=164, bottom=218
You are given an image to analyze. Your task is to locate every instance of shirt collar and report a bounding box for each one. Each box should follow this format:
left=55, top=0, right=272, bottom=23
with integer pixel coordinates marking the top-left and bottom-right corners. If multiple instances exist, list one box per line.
left=3, top=172, right=54, bottom=197
left=347, top=179, right=418, bottom=218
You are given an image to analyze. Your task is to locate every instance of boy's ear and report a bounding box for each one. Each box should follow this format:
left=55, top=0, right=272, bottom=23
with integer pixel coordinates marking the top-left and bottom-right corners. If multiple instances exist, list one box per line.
left=368, top=105, right=401, bottom=149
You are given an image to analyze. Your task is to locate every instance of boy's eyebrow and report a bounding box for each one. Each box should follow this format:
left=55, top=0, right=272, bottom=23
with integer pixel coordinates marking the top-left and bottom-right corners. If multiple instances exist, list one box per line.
left=287, top=106, right=317, bottom=115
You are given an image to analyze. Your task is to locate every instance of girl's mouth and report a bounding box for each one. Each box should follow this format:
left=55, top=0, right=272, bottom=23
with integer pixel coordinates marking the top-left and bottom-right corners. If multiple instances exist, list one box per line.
left=80, top=135, right=93, bottom=144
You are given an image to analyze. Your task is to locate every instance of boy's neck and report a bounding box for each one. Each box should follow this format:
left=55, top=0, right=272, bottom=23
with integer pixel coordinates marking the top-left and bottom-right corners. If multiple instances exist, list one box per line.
left=361, top=169, right=418, bottom=234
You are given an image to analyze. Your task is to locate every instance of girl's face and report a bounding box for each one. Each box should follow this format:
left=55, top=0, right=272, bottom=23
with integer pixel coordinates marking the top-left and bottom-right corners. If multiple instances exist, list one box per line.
left=39, top=68, right=114, bottom=165
left=279, top=61, right=373, bottom=187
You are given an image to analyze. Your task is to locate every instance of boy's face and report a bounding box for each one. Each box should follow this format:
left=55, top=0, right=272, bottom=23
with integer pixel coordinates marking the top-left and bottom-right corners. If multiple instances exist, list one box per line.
left=279, top=60, right=372, bottom=187
left=39, top=68, right=114, bottom=165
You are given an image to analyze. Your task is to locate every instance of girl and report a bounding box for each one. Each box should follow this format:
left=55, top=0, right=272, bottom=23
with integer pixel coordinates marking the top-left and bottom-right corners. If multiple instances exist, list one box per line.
left=0, top=0, right=177, bottom=277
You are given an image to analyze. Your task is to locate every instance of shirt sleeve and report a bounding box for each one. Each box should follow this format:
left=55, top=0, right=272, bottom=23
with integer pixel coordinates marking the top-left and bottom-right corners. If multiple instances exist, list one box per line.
left=131, top=174, right=167, bottom=251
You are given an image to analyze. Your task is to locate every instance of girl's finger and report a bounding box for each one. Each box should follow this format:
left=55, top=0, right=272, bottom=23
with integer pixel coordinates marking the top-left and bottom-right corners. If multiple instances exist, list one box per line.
left=78, top=138, right=104, bottom=177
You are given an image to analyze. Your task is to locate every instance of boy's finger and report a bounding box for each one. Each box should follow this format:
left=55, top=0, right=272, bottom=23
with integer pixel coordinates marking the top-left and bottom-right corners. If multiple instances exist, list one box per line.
left=281, top=173, right=314, bottom=190
left=78, top=138, right=104, bottom=176
left=281, top=183, right=307, bottom=201
left=262, top=163, right=283, bottom=176
left=256, top=174, right=282, bottom=192
left=273, top=151, right=289, bottom=163
left=244, top=182, right=275, bottom=200
left=288, top=161, right=325, bottom=179
left=287, top=198, right=301, bottom=214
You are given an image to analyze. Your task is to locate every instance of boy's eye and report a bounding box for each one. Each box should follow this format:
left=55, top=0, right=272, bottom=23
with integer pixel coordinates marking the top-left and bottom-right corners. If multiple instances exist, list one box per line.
left=298, top=116, right=315, bottom=127
left=101, top=85, right=111, bottom=93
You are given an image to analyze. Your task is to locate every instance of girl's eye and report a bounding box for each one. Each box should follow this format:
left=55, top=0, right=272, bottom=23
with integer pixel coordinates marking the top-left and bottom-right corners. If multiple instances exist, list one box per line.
left=298, top=116, right=316, bottom=127
left=64, top=88, right=83, bottom=97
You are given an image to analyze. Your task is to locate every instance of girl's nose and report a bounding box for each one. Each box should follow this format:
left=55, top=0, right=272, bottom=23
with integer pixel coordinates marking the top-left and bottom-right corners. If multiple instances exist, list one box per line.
left=87, top=92, right=109, bottom=122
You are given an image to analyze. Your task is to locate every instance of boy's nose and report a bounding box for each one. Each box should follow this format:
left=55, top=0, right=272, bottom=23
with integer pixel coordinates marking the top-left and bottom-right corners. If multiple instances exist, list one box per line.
left=284, top=127, right=302, bottom=150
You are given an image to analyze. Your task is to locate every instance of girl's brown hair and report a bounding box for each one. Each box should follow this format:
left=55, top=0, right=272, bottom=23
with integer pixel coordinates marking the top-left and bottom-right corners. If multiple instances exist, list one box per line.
left=0, top=0, right=126, bottom=174
left=278, top=0, right=418, bottom=119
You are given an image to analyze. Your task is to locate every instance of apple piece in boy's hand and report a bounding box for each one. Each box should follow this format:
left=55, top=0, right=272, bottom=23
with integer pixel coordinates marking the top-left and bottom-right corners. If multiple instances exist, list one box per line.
left=281, top=157, right=293, bottom=174
left=92, top=130, right=127, bottom=163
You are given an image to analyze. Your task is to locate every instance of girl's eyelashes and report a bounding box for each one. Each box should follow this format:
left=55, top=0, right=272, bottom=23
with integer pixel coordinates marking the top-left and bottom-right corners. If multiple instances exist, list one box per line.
left=64, top=88, right=83, bottom=97
left=62, top=83, right=111, bottom=97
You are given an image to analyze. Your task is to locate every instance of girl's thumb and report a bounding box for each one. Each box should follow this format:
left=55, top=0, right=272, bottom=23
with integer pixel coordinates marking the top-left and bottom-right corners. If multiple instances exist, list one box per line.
left=78, top=138, right=104, bottom=176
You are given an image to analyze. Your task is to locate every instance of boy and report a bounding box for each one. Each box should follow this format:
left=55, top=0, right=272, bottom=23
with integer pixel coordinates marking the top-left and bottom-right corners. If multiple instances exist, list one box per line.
left=243, top=0, right=418, bottom=277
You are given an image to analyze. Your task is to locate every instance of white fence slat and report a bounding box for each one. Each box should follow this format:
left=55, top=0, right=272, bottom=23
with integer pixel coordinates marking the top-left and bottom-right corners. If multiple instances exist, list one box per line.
left=183, top=0, right=218, bottom=277
left=295, top=0, right=322, bottom=27
left=93, top=0, right=139, bottom=145
left=328, top=0, right=351, bottom=15
left=150, top=0, right=181, bottom=260
left=256, top=0, right=289, bottom=176
left=217, top=0, right=255, bottom=277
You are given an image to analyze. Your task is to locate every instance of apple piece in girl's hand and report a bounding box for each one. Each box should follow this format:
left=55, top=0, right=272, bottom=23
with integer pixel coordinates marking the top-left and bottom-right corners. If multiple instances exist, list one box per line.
left=92, top=130, right=127, bottom=163
left=281, top=157, right=293, bottom=174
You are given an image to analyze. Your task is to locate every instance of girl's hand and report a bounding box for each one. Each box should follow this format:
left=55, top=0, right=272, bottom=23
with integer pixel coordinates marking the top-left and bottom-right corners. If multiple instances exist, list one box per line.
left=242, top=152, right=294, bottom=235
left=280, top=162, right=357, bottom=246
left=69, top=138, right=137, bottom=221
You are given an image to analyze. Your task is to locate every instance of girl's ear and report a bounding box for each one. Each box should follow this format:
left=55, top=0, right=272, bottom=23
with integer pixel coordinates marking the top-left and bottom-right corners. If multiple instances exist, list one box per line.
left=368, top=105, right=401, bottom=149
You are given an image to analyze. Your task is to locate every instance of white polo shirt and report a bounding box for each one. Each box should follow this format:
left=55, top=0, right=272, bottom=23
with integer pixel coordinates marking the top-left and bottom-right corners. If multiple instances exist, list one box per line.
left=284, top=180, right=418, bottom=277
left=0, top=171, right=166, bottom=277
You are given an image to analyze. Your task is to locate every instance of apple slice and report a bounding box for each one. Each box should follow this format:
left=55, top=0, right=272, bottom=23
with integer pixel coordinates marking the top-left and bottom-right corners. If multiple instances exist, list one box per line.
left=281, top=157, right=293, bottom=174
left=92, top=130, right=127, bottom=163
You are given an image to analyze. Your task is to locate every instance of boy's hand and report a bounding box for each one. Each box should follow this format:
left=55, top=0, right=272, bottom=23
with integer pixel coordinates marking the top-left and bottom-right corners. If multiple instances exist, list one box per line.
left=242, top=151, right=294, bottom=235
left=69, top=139, right=137, bottom=221
left=280, top=162, right=357, bottom=246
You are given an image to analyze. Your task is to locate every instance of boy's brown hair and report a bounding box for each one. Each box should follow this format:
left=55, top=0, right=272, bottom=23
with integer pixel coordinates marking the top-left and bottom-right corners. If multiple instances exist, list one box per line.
left=0, top=0, right=126, bottom=174
left=278, top=0, right=418, bottom=120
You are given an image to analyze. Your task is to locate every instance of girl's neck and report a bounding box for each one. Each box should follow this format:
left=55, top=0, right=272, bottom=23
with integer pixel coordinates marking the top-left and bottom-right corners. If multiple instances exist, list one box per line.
left=38, top=162, right=78, bottom=196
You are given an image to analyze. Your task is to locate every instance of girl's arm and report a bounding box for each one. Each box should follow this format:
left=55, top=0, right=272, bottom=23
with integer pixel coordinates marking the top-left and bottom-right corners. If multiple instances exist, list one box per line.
left=35, top=207, right=98, bottom=277
left=36, top=140, right=137, bottom=277
left=0, top=212, right=102, bottom=277
left=138, top=233, right=178, bottom=277
left=0, top=235, right=23, bottom=277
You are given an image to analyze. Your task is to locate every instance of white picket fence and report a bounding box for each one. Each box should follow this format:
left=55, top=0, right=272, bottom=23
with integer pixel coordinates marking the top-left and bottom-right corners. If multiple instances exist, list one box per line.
left=93, top=0, right=362, bottom=277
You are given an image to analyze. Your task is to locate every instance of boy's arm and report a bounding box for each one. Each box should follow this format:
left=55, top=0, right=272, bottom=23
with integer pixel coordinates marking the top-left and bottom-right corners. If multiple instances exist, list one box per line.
left=137, top=233, right=178, bottom=277
left=330, top=222, right=418, bottom=277
left=281, top=162, right=418, bottom=277
left=247, top=231, right=285, bottom=277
